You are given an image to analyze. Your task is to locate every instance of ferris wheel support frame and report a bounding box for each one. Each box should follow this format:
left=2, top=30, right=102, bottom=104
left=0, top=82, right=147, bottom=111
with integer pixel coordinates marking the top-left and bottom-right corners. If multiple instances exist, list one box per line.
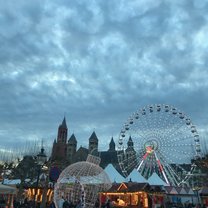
left=137, top=152, right=149, bottom=171
left=154, top=151, right=170, bottom=185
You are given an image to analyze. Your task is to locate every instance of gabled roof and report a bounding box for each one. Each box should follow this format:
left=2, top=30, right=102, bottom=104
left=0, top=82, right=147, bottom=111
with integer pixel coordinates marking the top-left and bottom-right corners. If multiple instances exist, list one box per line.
left=68, top=133, right=77, bottom=143
left=170, top=187, right=179, bottom=194
left=166, top=187, right=178, bottom=195
left=76, top=146, right=88, bottom=154
left=107, top=182, right=150, bottom=193
left=175, top=187, right=182, bottom=194
left=149, top=185, right=166, bottom=193
left=184, top=187, right=194, bottom=195
left=73, top=146, right=89, bottom=162
left=188, top=189, right=194, bottom=195
left=174, top=187, right=191, bottom=195
left=118, top=183, right=128, bottom=191
left=164, top=186, right=173, bottom=194
left=164, top=186, right=194, bottom=195
left=179, top=187, right=188, bottom=195
left=107, top=183, right=121, bottom=192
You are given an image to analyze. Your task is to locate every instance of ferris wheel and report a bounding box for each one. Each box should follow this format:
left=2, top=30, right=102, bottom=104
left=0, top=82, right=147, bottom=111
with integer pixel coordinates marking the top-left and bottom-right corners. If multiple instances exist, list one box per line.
left=117, top=104, right=201, bottom=186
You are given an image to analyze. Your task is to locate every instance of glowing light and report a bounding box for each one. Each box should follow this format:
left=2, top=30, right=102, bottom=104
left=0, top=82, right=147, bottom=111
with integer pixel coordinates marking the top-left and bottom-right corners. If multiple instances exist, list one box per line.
left=146, top=146, right=153, bottom=154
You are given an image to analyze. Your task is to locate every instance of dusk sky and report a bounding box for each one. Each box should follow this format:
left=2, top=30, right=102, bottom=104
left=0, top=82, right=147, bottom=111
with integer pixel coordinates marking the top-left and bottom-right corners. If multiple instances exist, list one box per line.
left=1, top=0, right=208, bottom=158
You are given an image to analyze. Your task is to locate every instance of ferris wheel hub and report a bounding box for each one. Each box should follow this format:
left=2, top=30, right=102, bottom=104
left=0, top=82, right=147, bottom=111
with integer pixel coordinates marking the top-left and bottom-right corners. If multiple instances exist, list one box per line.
left=144, top=140, right=158, bottom=153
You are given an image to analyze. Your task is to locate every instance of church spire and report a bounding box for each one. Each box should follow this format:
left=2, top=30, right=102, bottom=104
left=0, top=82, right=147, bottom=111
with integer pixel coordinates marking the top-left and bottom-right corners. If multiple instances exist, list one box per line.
left=57, top=117, right=68, bottom=144
left=108, top=137, right=115, bottom=151
left=127, top=136, right=134, bottom=148
left=61, top=117, right=67, bottom=128
left=88, top=131, right=98, bottom=153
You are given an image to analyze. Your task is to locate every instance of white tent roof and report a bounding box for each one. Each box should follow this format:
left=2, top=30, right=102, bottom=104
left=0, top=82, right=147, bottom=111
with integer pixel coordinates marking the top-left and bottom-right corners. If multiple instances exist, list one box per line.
left=179, top=187, right=187, bottom=195
left=185, top=187, right=194, bottom=195
left=147, top=172, right=168, bottom=186
left=3, top=179, right=21, bottom=185
left=127, top=169, right=147, bottom=183
left=169, top=187, right=178, bottom=194
left=104, top=164, right=126, bottom=183
left=0, top=184, right=16, bottom=194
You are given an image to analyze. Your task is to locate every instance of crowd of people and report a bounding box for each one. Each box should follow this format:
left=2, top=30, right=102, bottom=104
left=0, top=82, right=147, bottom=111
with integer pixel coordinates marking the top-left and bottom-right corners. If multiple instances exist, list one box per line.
left=6, top=196, right=207, bottom=208
left=9, top=196, right=109, bottom=208
left=57, top=196, right=82, bottom=208
left=12, top=197, right=53, bottom=208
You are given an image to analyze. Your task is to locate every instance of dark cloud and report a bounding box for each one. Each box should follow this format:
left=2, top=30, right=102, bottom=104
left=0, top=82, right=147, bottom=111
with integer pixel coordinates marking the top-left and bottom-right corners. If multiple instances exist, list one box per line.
left=0, top=0, right=208, bottom=157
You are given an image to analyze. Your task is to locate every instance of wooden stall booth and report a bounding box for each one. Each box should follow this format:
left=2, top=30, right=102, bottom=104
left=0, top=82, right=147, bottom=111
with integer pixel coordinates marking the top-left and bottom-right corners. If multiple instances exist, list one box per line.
left=148, top=185, right=166, bottom=208
left=25, top=186, right=53, bottom=204
left=0, top=184, right=17, bottom=208
left=100, top=182, right=150, bottom=208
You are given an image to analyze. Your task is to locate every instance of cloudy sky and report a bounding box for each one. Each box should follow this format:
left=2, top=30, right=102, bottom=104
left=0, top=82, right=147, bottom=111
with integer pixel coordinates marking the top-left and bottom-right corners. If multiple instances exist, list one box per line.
left=0, top=0, right=208, bottom=158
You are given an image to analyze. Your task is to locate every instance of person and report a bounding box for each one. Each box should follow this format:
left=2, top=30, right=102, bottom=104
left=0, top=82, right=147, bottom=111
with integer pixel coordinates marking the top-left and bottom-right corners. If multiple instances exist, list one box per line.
left=49, top=201, right=56, bottom=208
left=0, top=197, right=6, bottom=208
left=105, top=199, right=112, bottom=208
left=94, top=198, right=99, bottom=208
left=23, top=197, right=28, bottom=207
left=63, top=199, right=71, bottom=208
left=75, top=199, right=82, bottom=208
left=58, top=197, right=65, bottom=208
left=138, top=200, right=143, bottom=208
left=13, top=198, right=20, bottom=208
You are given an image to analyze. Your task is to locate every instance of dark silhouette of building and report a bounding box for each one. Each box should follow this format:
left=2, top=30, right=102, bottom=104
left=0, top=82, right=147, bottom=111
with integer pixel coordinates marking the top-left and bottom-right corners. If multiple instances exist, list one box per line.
left=51, top=117, right=68, bottom=162
left=51, top=117, right=136, bottom=174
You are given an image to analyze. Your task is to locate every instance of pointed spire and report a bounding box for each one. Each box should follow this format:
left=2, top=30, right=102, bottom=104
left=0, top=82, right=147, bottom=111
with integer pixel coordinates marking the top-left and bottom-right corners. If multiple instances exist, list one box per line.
left=89, top=131, right=98, bottom=141
left=37, top=140, right=47, bottom=164
left=41, top=139, right=44, bottom=153
left=88, top=131, right=98, bottom=153
left=109, top=137, right=115, bottom=151
left=57, top=117, right=68, bottom=143
left=61, top=117, right=67, bottom=128
left=127, top=136, right=134, bottom=147
left=110, top=137, right=115, bottom=143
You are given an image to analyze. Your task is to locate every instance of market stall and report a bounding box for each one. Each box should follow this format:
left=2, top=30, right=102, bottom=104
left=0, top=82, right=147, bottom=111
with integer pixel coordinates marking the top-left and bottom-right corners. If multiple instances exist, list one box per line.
left=0, top=184, right=17, bottom=208
left=100, top=182, right=150, bottom=208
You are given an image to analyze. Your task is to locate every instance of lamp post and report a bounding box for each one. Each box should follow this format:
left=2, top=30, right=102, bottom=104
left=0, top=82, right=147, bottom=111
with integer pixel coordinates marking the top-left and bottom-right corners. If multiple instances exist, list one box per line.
left=40, top=168, right=49, bottom=208
left=196, top=188, right=201, bottom=206
left=34, top=146, right=47, bottom=207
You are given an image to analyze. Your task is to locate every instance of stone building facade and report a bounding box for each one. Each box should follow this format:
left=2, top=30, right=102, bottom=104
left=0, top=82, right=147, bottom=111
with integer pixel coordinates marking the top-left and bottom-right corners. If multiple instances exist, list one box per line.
left=51, top=117, right=136, bottom=173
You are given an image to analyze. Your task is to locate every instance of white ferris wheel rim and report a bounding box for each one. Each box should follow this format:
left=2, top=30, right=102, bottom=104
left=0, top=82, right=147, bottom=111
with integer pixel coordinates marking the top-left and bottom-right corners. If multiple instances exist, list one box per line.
left=117, top=104, right=201, bottom=186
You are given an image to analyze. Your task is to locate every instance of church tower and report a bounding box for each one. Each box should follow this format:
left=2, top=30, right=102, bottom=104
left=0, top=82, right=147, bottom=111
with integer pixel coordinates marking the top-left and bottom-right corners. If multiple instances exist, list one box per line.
left=51, top=117, right=68, bottom=161
left=108, top=137, right=115, bottom=151
left=67, top=133, right=77, bottom=164
left=126, top=136, right=137, bottom=173
left=88, top=131, right=98, bottom=154
left=57, top=117, right=67, bottom=143
left=127, top=136, right=134, bottom=149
